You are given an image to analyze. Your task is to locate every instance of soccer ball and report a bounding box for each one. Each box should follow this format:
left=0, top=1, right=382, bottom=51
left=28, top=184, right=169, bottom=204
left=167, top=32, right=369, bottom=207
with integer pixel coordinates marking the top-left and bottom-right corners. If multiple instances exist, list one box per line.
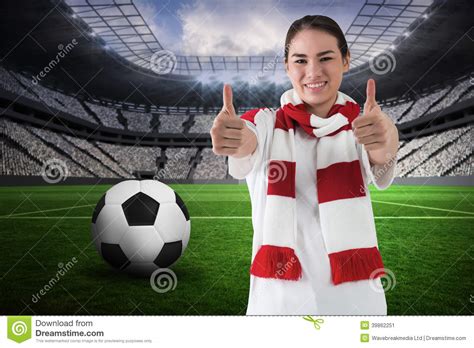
left=91, top=180, right=190, bottom=276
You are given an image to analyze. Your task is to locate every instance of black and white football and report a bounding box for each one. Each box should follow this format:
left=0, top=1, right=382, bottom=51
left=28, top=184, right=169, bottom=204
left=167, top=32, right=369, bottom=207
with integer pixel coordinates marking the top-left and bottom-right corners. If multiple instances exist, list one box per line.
left=91, top=180, right=190, bottom=276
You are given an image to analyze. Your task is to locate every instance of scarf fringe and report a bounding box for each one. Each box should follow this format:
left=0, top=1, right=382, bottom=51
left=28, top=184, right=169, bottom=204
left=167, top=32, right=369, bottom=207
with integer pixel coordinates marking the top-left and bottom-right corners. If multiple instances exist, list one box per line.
left=250, top=245, right=302, bottom=281
left=329, top=247, right=385, bottom=285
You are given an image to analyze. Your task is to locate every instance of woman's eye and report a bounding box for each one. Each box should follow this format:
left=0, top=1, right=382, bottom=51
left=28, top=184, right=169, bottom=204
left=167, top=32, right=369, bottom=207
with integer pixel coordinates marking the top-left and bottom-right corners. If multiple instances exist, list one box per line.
left=294, top=58, right=332, bottom=64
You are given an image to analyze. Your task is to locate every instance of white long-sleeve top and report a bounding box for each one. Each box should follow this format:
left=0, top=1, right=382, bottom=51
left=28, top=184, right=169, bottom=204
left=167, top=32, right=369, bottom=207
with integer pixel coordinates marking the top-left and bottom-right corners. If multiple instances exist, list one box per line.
left=228, top=108, right=397, bottom=315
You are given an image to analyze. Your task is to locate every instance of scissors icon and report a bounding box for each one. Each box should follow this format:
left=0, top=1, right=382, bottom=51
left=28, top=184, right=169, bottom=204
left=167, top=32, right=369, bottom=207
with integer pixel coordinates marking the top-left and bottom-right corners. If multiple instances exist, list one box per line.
left=303, top=315, right=324, bottom=330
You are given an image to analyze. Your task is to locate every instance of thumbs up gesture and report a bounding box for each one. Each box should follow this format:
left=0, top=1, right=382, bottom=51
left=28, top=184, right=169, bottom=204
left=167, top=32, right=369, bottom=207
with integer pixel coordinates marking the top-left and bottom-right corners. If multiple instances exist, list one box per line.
left=210, top=84, right=257, bottom=158
left=352, top=79, right=397, bottom=154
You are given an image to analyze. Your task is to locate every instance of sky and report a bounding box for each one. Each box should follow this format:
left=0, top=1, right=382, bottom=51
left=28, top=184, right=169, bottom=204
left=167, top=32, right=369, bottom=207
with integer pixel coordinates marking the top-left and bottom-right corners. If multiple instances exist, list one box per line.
left=134, top=0, right=365, bottom=56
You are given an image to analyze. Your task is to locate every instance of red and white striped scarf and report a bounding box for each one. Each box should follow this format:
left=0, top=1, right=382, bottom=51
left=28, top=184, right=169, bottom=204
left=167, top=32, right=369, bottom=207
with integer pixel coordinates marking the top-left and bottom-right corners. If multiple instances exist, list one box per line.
left=249, top=89, right=385, bottom=285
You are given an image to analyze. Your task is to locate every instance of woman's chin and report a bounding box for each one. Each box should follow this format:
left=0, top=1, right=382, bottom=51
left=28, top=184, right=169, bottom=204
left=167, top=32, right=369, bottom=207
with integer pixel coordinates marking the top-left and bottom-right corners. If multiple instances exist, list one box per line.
left=303, top=94, right=327, bottom=106
left=305, top=90, right=336, bottom=104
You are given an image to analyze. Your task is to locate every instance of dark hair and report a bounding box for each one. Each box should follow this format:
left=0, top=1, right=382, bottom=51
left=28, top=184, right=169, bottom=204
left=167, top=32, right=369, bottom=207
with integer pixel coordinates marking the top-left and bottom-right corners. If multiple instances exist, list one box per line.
left=284, top=15, right=349, bottom=63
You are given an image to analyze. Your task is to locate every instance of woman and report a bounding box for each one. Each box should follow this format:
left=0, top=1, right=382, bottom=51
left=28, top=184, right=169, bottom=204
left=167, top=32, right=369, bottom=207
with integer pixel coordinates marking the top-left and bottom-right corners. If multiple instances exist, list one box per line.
left=210, top=15, right=399, bottom=315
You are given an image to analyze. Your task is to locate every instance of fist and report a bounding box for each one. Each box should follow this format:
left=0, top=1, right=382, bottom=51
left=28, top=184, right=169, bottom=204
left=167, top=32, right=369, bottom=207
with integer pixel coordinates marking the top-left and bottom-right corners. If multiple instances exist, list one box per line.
left=352, top=79, right=396, bottom=152
left=210, top=84, right=257, bottom=158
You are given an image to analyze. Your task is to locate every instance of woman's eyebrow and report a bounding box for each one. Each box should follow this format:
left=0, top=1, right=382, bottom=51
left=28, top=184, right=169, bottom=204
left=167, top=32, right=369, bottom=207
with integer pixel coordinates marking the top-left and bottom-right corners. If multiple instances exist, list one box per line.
left=291, top=50, right=335, bottom=58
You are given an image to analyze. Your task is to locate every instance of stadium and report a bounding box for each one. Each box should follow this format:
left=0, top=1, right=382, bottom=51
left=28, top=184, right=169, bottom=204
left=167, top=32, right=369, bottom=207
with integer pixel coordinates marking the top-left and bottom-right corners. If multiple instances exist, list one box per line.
left=0, top=0, right=472, bottom=315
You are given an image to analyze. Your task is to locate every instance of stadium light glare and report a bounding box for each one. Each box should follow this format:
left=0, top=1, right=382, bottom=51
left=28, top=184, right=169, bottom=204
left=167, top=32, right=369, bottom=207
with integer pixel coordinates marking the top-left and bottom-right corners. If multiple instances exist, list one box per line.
left=248, top=74, right=263, bottom=86
left=231, top=74, right=243, bottom=82
left=196, top=72, right=218, bottom=85
left=214, top=71, right=235, bottom=84
left=274, top=73, right=290, bottom=86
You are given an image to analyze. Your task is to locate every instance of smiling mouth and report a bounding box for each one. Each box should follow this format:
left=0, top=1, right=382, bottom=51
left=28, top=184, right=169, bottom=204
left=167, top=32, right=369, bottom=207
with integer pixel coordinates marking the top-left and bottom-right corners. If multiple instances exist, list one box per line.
left=304, top=81, right=328, bottom=91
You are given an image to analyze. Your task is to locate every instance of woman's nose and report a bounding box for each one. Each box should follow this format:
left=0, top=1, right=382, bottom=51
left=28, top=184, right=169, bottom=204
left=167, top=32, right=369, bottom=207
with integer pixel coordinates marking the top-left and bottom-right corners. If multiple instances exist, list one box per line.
left=306, top=62, right=323, bottom=78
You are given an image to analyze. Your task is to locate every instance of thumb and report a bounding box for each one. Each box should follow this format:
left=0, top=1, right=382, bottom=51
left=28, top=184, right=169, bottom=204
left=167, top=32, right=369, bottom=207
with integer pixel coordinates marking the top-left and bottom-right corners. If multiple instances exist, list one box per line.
left=222, top=84, right=236, bottom=116
left=364, top=78, right=378, bottom=114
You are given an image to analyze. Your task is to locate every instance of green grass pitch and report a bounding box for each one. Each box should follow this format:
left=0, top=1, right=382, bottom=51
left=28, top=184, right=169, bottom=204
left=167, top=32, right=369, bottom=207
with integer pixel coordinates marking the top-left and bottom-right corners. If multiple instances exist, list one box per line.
left=0, top=183, right=472, bottom=315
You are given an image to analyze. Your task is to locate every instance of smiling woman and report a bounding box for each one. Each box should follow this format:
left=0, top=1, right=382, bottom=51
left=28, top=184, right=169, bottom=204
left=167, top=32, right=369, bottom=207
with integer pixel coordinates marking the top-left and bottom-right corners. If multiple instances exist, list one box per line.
left=211, top=14, right=400, bottom=315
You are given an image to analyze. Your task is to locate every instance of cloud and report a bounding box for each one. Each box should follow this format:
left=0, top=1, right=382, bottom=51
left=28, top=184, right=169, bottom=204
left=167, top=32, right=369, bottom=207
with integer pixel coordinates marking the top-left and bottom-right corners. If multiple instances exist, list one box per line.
left=134, top=0, right=182, bottom=54
left=176, top=0, right=290, bottom=56
left=134, top=0, right=366, bottom=57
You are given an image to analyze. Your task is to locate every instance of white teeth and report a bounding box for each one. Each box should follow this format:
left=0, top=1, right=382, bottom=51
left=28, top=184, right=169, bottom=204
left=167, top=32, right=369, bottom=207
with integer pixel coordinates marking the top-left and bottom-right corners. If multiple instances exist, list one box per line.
left=305, top=82, right=326, bottom=88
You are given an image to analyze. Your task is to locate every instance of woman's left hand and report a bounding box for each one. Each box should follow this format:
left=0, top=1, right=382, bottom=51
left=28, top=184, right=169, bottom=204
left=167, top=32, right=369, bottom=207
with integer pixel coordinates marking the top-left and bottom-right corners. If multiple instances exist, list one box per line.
left=352, top=79, right=399, bottom=165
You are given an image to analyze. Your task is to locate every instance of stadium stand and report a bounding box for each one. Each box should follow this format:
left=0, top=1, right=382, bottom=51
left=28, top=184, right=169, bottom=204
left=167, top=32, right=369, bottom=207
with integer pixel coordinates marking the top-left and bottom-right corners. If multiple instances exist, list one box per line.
left=193, top=148, right=228, bottom=179
left=449, top=154, right=473, bottom=176
left=457, top=87, right=474, bottom=103
left=1, top=117, right=471, bottom=179
left=122, top=110, right=153, bottom=132
left=12, top=72, right=97, bottom=124
left=28, top=127, right=118, bottom=178
left=0, top=138, right=42, bottom=176
left=155, top=147, right=198, bottom=180
left=189, top=115, right=214, bottom=134
left=0, top=66, right=39, bottom=101
left=84, top=101, right=124, bottom=129
left=398, top=87, right=451, bottom=123
left=407, top=125, right=472, bottom=177
left=429, top=78, right=473, bottom=113
left=0, top=118, right=93, bottom=177
left=96, top=141, right=160, bottom=175
left=159, top=114, right=189, bottom=133
left=380, top=100, right=415, bottom=123
left=64, top=135, right=131, bottom=178
left=396, top=125, right=472, bottom=177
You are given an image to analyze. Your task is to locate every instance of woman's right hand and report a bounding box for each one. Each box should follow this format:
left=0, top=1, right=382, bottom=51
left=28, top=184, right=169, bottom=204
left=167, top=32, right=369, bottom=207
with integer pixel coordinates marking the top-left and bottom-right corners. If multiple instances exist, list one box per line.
left=210, top=84, right=257, bottom=158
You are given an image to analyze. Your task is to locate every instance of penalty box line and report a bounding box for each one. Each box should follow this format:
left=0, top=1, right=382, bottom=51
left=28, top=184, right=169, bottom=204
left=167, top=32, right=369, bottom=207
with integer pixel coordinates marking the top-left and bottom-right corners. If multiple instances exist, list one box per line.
left=0, top=204, right=95, bottom=218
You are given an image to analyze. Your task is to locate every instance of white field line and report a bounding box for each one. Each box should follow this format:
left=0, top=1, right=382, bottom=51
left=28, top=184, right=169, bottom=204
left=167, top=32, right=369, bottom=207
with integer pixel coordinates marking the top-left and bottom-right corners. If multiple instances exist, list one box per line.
left=371, top=199, right=474, bottom=216
left=0, top=204, right=95, bottom=218
left=0, top=199, right=472, bottom=219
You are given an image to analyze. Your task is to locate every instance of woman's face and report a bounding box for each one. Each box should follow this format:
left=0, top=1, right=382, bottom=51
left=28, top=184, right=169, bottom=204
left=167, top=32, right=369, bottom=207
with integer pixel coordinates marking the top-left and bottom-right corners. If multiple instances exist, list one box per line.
left=285, top=29, right=350, bottom=116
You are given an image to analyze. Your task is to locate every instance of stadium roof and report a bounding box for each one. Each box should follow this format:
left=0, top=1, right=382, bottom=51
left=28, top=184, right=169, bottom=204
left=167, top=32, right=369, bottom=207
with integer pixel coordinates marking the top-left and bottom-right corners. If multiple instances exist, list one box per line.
left=0, top=0, right=472, bottom=107
left=63, top=0, right=432, bottom=75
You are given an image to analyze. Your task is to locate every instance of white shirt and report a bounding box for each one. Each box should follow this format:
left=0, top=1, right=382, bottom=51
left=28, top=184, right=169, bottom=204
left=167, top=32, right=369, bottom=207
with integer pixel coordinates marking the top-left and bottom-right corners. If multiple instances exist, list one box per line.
left=228, top=108, right=397, bottom=315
